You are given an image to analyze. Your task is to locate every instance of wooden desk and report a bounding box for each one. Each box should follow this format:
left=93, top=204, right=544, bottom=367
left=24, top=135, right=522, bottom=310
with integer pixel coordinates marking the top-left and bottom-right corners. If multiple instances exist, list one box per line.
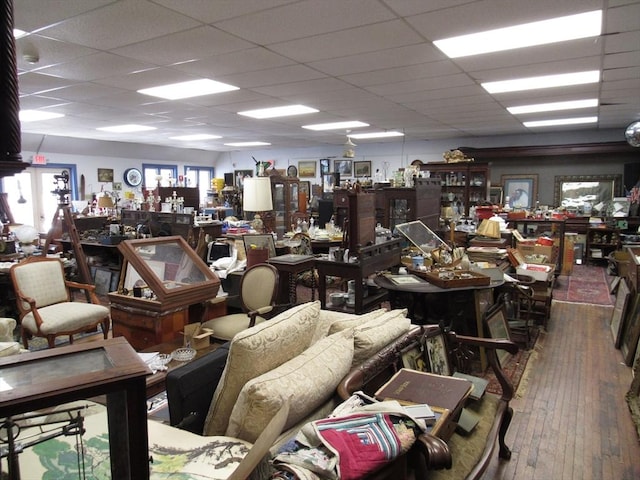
left=0, top=337, right=151, bottom=479
left=267, top=254, right=316, bottom=304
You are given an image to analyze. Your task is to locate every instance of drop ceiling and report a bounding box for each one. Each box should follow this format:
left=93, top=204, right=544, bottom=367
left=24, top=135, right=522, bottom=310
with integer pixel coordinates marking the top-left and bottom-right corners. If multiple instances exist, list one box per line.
left=13, top=0, right=640, bottom=153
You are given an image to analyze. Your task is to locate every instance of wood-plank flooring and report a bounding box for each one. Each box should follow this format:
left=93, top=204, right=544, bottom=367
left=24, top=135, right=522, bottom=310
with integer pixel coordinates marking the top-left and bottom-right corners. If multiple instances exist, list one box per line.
left=483, top=301, right=640, bottom=479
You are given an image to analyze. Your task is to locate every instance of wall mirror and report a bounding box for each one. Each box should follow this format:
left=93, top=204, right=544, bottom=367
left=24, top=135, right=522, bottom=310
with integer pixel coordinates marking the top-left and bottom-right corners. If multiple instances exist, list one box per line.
left=554, top=174, right=622, bottom=212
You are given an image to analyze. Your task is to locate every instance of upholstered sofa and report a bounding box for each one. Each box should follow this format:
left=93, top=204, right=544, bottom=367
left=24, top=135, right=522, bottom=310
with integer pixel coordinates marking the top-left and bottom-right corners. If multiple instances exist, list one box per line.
left=6, top=301, right=417, bottom=479
left=0, top=317, right=21, bottom=357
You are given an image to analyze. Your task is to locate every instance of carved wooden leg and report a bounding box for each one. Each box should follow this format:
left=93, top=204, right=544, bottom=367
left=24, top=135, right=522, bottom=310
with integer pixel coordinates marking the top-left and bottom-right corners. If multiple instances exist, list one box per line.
left=498, top=405, right=513, bottom=460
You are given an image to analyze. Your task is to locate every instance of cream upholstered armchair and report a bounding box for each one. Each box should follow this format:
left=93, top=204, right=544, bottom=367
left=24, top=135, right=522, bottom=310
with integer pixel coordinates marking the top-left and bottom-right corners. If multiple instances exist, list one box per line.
left=10, top=257, right=111, bottom=349
left=202, top=263, right=280, bottom=342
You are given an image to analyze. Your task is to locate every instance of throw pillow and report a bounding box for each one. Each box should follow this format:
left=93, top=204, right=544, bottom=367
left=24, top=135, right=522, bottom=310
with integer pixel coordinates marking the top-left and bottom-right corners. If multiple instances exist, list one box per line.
left=326, top=308, right=388, bottom=336
left=204, top=301, right=321, bottom=436
left=226, top=330, right=354, bottom=443
left=352, top=308, right=411, bottom=366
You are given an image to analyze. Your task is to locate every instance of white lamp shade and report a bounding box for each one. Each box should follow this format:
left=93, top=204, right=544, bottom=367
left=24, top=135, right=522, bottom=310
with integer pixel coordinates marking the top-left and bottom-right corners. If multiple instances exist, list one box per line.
left=243, top=176, right=273, bottom=212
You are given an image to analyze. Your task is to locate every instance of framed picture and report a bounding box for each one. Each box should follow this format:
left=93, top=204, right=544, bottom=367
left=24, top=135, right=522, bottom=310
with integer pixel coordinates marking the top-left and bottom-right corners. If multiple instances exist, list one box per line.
left=242, top=233, right=276, bottom=258
left=298, top=161, right=317, bottom=178
left=97, top=168, right=114, bottom=183
left=323, top=173, right=336, bottom=193
left=94, top=268, right=112, bottom=295
left=611, top=278, right=631, bottom=348
left=334, top=159, right=352, bottom=176
left=553, top=174, right=622, bottom=212
left=320, top=158, right=331, bottom=175
left=401, top=345, right=427, bottom=372
left=621, top=293, right=640, bottom=366
left=501, top=174, right=538, bottom=209
left=353, top=161, right=371, bottom=178
left=489, top=186, right=503, bottom=205
left=485, top=303, right=513, bottom=367
left=423, top=331, right=451, bottom=376
left=299, top=180, right=311, bottom=200
left=234, top=169, right=253, bottom=188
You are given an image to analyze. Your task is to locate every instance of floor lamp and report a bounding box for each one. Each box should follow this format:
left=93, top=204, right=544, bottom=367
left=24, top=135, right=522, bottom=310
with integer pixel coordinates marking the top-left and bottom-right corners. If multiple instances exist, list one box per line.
left=243, top=176, right=273, bottom=233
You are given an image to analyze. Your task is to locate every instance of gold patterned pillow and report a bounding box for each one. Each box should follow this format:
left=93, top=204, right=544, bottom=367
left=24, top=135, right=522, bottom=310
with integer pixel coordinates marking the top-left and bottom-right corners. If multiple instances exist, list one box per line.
left=226, top=330, right=354, bottom=443
left=352, top=309, right=411, bottom=366
left=203, top=301, right=321, bottom=436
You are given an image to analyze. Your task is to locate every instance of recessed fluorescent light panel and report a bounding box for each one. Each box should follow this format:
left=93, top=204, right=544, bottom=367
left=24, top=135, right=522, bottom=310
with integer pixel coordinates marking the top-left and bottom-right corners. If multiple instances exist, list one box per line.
left=138, top=79, right=239, bottom=100
left=169, top=134, right=222, bottom=141
left=482, top=71, right=600, bottom=94
left=223, top=142, right=271, bottom=147
left=523, top=116, right=598, bottom=128
left=97, top=124, right=157, bottom=133
left=238, top=105, right=319, bottom=119
left=508, top=99, right=598, bottom=115
left=302, top=121, right=369, bottom=131
left=19, top=110, right=64, bottom=122
left=13, top=29, right=27, bottom=39
left=348, top=131, right=404, bottom=139
left=434, top=10, right=602, bottom=58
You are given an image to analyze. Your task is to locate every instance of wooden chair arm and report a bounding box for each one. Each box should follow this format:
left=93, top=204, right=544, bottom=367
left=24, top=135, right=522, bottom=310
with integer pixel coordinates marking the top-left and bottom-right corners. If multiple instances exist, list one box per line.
left=413, top=433, right=453, bottom=472
left=65, top=280, right=100, bottom=304
left=447, top=332, right=519, bottom=401
left=15, top=293, right=44, bottom=330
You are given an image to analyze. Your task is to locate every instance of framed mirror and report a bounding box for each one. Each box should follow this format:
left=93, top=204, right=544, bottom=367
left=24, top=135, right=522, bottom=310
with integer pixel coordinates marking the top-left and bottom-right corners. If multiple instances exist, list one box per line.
left=554, top=174, right=622, bottom=212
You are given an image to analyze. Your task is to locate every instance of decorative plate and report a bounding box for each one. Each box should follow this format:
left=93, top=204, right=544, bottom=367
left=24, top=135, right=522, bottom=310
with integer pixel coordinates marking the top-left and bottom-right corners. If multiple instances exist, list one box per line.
left=123, top=167, right=142, bottom=187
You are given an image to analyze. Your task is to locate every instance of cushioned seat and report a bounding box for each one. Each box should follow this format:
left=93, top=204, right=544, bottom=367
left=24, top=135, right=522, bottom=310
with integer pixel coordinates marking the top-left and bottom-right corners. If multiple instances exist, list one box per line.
left=0, top=317, right=21, bottom=357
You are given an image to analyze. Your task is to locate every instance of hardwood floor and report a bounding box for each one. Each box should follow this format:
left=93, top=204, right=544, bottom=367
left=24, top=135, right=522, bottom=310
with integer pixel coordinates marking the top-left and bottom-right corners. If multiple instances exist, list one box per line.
left=483, top=301, right=640, bottom=480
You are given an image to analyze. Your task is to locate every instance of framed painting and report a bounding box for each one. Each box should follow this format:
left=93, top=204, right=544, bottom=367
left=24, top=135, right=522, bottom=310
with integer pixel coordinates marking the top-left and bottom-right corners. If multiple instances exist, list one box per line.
left=553, top=174, right=622, bottom=211
left=611, top=278, right=631, bottom=348
left=319, top=158, right=331, bottom=175
left=485, top=303, right=513, bottom=367
left=97, top=168, right=114, bottom=183
left=354, top=161, right=372, bottom=178
left=298, top=161, right=316, bottom=178
left=423, top=331, right=451, bottom=376
left=242, top=234, right=277, bottom=258
left=334, top=159, right=352, bottom=176
left=401, top=345, right=427, bottom=372
left=621, top=293, right=640, bottom=366
left=234, top=169, right=253, bottom=189
left=501, top=174, right=538, bottom=209
left=489, top=186, right=503, bottom=205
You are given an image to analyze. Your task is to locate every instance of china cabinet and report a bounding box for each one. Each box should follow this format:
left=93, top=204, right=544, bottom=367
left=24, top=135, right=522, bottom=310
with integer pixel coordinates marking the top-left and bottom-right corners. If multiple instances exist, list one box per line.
left=424, top=162, right=490, bottom=217
left=108, top=236, right=221, bottom=350
left=379, top=178, right=441, bottom=231
left=269, top=174, right=299, bottom=238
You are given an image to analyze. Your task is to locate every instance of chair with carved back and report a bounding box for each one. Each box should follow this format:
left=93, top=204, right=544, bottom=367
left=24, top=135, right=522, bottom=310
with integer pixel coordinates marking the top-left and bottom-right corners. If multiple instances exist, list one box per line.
left=10, top=256, right=110, bottom=348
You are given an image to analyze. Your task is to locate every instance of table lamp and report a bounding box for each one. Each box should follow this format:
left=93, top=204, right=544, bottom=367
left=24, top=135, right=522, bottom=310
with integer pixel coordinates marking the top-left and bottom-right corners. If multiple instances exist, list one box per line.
left=243, top=176, right=273, bottom=233
left=476, top=218, right=501, bottom=239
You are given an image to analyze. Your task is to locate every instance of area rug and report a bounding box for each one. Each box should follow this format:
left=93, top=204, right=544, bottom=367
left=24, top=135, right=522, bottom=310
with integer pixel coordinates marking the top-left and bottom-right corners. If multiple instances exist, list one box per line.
left=552, top=264, right=614, bottom=306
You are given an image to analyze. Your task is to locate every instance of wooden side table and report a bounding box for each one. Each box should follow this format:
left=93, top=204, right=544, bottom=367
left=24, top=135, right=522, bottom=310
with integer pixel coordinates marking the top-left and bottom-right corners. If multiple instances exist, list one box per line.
left=267, top=254, right=316, bottom=305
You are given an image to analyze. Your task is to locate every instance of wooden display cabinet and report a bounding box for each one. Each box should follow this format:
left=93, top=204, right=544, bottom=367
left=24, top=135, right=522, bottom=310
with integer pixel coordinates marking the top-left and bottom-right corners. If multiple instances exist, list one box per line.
left=269, top=174, right=299, bottom=238
left=424, top=162, right=489, bottom=217
left=108, top=236, right=220, bottom=350
left=379, top=178, right=441, bottom=231
left=333, top=189, right=376, bottom=252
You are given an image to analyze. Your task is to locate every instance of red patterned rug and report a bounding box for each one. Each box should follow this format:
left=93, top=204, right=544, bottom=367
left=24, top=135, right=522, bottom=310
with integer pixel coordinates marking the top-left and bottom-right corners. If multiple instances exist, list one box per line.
left=551, top=264, right=614, bottom=306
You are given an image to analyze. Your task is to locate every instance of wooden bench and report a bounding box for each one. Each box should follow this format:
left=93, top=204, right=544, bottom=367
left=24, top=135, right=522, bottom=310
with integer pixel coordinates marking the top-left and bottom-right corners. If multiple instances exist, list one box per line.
left=338, top=308, right=519, bottom=479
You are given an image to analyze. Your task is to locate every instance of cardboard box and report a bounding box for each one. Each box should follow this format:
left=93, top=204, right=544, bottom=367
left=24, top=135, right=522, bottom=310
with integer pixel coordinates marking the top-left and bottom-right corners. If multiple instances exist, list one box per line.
left=516, top=263, right=554, bottom=282
left=182, top=323, right=214, bottom=350
left=516, top=243, right=558, bottom=264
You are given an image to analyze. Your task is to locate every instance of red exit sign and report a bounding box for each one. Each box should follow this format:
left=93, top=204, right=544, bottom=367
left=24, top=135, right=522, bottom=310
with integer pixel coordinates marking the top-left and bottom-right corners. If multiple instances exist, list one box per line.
left=32, top=154, right=47, bottom=165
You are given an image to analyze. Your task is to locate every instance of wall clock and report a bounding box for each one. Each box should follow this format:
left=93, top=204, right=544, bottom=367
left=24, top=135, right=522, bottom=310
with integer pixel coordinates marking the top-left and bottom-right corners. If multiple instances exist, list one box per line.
left=123, top=168, right=142, bottom=187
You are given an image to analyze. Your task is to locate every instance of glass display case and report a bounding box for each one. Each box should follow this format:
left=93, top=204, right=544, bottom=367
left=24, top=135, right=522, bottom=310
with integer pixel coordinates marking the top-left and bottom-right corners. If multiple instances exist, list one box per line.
left=108, top=236, right=221, bottom=350
left=270, top=174, right=299, bottom=238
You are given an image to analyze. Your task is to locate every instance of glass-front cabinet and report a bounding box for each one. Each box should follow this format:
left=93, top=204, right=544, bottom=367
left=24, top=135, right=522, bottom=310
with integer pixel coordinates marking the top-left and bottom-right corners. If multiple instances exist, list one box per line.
left=269, top=174, right=299, bottom=238
left=424, top=163, right=490, bottom=217
left=108, top=236, right=221, bottom=350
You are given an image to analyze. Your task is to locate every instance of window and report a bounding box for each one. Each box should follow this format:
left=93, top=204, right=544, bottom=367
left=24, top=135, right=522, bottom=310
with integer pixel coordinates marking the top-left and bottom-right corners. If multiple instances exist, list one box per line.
left=185, top=165, right=214, bottom=207
left=142, top=164, right=177, bottom=189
